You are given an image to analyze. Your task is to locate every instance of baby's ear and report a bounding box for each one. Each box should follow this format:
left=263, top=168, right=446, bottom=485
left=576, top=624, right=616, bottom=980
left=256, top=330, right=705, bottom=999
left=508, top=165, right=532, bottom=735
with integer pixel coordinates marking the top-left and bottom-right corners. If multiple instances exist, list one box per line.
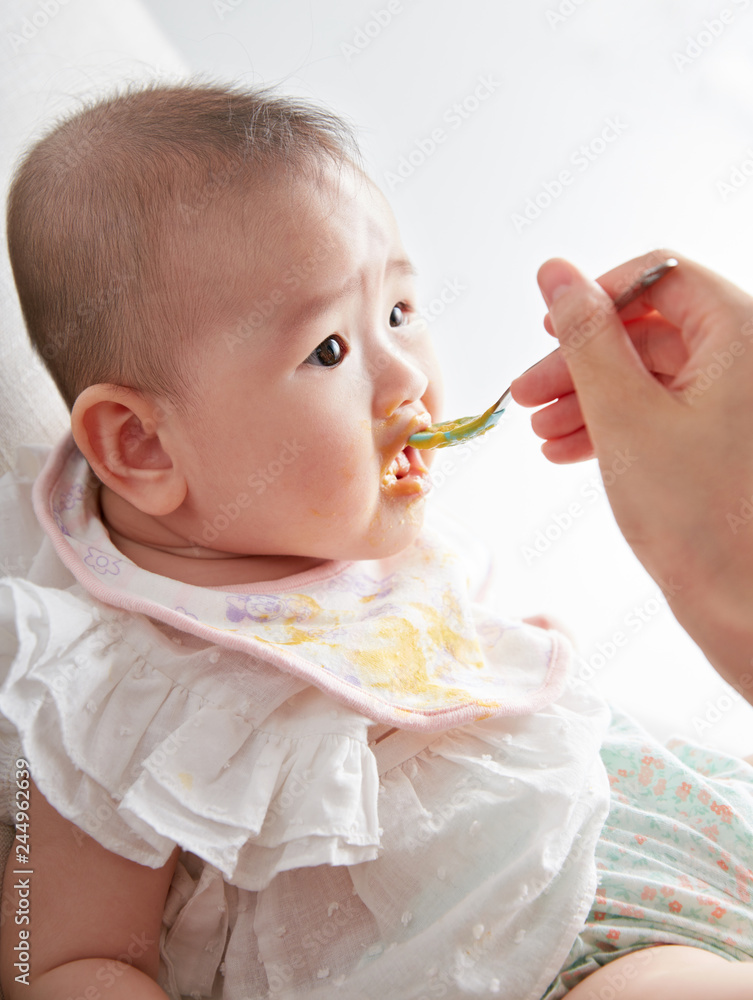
left=71, top=385, right=187, bottom=516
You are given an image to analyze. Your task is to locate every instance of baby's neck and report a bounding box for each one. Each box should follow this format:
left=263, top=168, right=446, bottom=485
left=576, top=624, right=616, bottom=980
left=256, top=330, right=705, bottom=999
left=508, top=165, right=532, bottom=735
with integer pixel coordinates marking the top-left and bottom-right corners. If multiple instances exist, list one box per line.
left=99, top=485, right=325, bottom=586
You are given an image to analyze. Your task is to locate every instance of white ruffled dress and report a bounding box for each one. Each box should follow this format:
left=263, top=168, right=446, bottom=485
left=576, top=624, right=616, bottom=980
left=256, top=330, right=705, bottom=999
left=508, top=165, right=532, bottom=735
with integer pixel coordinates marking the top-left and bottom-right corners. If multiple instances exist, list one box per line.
left=0, top=438, right=612, bottom=1000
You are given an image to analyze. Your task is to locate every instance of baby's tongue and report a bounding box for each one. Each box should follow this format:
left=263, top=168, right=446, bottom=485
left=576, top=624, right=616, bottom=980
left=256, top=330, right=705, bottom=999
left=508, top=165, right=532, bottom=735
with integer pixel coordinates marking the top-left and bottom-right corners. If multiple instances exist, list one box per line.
left=394, top=449, right=411, bottom=479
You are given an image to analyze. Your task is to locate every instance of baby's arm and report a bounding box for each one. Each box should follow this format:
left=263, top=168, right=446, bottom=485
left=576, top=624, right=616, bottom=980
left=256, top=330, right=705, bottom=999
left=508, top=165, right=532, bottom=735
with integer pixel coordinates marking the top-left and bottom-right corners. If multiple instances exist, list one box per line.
left=0, top=778, right=179, bottom=999
left=567, top=944, right=753, bottom=999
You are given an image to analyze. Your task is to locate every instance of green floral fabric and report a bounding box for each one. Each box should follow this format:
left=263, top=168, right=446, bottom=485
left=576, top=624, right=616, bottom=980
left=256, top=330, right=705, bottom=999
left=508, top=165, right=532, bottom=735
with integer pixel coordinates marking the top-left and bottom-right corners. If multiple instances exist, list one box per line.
left=544, top=708, right=753, bottom=997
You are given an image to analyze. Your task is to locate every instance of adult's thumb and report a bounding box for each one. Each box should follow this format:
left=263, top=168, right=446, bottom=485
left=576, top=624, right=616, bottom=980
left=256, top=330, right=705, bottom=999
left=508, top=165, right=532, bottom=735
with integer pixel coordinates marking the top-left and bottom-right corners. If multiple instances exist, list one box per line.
left=537, top=257, right=665, bottom=434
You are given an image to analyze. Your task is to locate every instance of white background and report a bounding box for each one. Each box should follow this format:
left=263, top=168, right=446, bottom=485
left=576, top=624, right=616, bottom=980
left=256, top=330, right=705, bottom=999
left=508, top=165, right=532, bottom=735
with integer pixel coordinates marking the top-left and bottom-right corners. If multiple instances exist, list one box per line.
left=5, top=0, right=753, bottom=753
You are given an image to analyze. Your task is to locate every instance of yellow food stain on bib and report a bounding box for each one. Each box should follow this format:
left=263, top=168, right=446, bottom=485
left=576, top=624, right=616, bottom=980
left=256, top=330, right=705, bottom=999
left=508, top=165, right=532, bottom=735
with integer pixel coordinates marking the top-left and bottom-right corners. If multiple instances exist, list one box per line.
left=178, top=772, right=194, bottom=791
left=283, top=594, right=326, bottom=625
left=280, top=624, right=340, bottom=647
left=349, top=616, right=469, bottom=703
left=412, top=599, right=485, bottom=671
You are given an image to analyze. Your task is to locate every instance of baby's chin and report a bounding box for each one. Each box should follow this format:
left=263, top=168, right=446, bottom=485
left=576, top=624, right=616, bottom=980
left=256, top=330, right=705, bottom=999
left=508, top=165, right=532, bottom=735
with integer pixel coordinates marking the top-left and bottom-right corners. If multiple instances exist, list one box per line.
left=356, top=499, right=429, bottom=561
left=180, top=493, right=431, bottom=574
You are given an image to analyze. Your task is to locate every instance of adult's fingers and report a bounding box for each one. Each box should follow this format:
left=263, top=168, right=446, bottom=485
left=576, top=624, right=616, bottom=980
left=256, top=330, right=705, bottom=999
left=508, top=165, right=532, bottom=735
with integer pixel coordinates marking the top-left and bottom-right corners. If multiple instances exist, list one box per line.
left=539, top=249, right=680, bottom=336
left=510, top=348, right=565, bottom=406
left=536, top=257, right=671, bottom=439
left=530, top=391, right=582, bottom=441
left=540, top=426, right=594, bottom=464
left=512, top=315, right=686, bottom=407
left=590, top=250, right=753, bottom=355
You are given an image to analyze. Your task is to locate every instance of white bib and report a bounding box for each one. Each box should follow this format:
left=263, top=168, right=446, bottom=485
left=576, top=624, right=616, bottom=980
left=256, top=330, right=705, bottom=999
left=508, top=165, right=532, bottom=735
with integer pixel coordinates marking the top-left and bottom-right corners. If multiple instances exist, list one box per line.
left=34, top=434, right=571, bottom=731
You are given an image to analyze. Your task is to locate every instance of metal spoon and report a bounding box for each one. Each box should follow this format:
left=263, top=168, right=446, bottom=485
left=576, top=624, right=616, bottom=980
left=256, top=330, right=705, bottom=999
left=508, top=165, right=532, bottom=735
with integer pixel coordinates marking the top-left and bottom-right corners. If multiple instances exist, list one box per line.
left=408, top=257, right=679, bottom=450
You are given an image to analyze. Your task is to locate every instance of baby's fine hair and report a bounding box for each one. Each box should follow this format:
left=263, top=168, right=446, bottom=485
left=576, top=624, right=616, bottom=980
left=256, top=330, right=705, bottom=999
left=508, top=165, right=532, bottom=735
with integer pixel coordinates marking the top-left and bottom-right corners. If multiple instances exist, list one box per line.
left=6, top=83, right=358, bottom=410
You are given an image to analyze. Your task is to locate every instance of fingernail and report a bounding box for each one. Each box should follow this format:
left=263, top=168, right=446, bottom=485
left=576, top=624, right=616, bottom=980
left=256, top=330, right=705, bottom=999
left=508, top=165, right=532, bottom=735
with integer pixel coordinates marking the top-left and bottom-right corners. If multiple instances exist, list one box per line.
left=538, top=259, right=575, bottom=307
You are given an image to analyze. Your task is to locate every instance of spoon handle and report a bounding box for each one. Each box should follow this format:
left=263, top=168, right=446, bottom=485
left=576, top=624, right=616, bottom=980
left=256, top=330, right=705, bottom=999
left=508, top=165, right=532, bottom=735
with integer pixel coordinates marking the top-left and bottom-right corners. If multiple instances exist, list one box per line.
left=505, top=256, right=680, bottom=406
left=611, top=256, right=678, bottom=310
left=494, top=256, right=679, bottom=411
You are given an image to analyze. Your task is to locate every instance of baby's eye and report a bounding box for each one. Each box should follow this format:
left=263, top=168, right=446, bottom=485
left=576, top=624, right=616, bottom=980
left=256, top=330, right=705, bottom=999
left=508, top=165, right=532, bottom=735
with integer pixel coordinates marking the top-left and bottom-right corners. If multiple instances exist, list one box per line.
left=389, top=303, right=409, bottom=327
left=304, top=335, right=346, bottom=368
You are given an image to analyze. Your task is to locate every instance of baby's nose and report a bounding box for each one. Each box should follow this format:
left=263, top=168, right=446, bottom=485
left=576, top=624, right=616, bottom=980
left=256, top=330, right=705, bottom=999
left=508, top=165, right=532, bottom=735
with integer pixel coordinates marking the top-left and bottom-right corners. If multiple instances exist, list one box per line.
left=375, top=348, right=430, bottom=417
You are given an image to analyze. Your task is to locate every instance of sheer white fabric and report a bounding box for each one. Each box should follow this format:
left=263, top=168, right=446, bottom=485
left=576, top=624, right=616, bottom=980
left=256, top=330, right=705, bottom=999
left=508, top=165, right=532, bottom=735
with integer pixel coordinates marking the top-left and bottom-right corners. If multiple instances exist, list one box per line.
left=0, top=446, right=612, bottom=998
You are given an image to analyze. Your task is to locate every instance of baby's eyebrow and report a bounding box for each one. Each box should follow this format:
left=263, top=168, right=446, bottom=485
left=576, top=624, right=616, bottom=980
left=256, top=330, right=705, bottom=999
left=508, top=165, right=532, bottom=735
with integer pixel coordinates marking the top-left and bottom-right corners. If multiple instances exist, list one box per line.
left=285, top=257, right=416, bottom=330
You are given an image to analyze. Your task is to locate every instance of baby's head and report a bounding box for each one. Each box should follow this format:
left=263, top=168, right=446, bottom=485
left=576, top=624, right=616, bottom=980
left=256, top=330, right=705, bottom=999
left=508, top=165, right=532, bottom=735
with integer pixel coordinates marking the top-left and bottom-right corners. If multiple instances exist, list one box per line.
left=7, top=84, right=442, bottom=579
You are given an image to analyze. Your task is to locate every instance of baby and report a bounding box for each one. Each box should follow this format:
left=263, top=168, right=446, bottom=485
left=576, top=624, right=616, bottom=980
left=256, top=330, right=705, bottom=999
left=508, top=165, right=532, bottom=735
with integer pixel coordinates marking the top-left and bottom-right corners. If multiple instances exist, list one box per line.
left=1, top=83, right=753, bottom=1000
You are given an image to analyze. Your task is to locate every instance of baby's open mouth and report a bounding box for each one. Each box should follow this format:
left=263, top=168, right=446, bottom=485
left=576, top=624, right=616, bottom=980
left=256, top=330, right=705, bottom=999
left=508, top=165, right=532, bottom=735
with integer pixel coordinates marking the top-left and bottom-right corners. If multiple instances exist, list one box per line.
left=388, top=447, right=411, bottom=480
left=381, top=412, right=432, bottom=494
left=382, top=446, right=429, bottom=492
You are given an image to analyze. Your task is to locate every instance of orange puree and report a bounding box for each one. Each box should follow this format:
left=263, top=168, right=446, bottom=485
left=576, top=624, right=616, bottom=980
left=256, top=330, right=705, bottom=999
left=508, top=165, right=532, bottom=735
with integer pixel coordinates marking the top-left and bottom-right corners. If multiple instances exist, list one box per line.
left=411, top=399, right=500, bottom=450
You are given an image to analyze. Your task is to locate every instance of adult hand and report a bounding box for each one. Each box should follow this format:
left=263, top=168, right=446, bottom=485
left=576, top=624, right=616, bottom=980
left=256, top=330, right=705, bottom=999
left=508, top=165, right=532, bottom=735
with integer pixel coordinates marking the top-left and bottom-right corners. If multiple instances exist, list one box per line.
left=511, top=250, right=753, bottom=701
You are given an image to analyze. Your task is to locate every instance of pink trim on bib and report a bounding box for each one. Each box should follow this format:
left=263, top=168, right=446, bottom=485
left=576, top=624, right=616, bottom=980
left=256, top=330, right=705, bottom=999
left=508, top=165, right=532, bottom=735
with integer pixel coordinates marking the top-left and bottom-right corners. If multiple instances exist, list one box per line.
left=32, top=434, right=570, bottom=731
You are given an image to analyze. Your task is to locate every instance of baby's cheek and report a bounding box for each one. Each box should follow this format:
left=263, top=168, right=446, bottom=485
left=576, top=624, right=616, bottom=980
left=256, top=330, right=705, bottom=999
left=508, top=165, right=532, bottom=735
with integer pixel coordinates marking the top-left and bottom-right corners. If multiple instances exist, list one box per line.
left=300, top=431, right=370, bottom=498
